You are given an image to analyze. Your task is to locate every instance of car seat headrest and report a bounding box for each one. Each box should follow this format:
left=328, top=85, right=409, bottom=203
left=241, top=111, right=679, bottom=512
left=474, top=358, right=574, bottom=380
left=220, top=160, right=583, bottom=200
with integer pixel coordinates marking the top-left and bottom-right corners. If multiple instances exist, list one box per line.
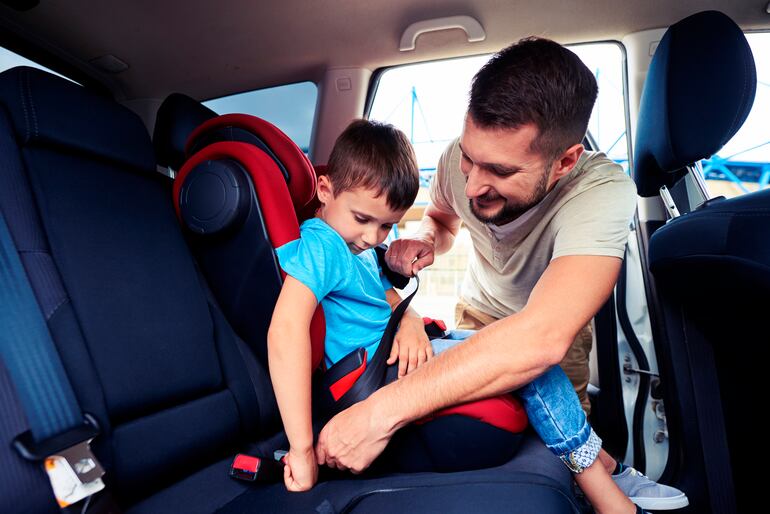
left=0, top=66, right=155, bottom=172
left=153, top=93, right=217, bottom=171
left=185, top=114, right=316, bottom=211
left=633, top=10, right=757, bottom=197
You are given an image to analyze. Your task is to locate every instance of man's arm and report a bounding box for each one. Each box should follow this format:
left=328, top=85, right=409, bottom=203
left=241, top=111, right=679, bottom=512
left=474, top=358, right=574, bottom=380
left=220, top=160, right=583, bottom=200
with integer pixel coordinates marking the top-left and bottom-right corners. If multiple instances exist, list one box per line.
left=316, top=254, right=623, bottom=473
left=385, top=204, right=462, bottom=276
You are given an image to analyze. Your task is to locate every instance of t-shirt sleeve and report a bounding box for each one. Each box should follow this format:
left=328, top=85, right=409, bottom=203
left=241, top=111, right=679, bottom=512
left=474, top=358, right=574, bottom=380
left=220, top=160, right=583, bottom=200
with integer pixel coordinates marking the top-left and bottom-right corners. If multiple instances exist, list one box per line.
left=428, top=140, right=459, bottom=215
left=551, top=175, right=638, bottom=260
left=379, top=266, right=393, bottom=291
left=275, top=225, right=348, bottom=302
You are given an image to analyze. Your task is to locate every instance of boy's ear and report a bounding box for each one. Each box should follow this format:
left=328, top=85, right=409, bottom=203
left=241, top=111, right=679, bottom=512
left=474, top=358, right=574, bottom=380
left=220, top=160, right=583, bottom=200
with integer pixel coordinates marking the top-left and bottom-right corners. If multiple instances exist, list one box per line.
left=316, top=174, right=334, bottom=203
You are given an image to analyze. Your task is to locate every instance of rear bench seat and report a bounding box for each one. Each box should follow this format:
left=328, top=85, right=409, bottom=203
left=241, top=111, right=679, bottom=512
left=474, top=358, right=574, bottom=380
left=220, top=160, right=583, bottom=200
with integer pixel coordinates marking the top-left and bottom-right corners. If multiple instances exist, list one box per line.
left=0, top=67, right=579, bottom=513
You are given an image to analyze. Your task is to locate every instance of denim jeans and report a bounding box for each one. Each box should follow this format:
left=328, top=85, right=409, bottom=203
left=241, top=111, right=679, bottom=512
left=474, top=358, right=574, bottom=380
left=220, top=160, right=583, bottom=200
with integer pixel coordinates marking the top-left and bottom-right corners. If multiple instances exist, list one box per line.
left=431, top=330, right=602, bottom=473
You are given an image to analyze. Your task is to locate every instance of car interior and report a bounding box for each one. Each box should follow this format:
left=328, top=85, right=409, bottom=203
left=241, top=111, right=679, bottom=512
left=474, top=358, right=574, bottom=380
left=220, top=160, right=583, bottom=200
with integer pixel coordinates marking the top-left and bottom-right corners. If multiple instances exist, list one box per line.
left=1, top=1, right=769, bottom=513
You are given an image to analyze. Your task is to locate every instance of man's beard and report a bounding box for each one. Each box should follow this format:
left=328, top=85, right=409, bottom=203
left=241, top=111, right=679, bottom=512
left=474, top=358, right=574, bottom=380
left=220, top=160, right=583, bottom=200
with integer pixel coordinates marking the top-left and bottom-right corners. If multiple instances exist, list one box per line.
left=469, top=168, right=550, bottom=225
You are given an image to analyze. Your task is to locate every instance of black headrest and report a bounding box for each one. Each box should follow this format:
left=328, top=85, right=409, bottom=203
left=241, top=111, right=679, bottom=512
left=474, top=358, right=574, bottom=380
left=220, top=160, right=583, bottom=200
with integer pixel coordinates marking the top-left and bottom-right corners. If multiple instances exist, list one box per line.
left=0, top=66, right=155, bottom=172
left=633, top=11, right=756, bottom=197
left=153, top=93, right=216, bottom=171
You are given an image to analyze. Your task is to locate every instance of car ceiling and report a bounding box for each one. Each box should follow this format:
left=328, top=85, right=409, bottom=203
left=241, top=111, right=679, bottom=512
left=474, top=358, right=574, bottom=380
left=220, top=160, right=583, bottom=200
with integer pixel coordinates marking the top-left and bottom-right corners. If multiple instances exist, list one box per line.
left=0, top=0, right=768, bottom=101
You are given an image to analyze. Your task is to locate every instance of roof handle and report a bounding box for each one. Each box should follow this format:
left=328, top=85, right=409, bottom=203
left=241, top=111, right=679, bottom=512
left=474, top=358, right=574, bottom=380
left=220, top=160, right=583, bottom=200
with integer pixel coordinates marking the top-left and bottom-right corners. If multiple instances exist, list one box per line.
left=399, top=15, right=486, bottom=52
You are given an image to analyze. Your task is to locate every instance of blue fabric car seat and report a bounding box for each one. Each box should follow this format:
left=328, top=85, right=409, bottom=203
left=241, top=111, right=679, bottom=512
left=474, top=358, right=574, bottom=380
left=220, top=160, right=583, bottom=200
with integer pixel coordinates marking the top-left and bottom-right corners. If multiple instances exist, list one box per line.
left=634, top=10, right=759, bottom=513
left=0, top=66, right=579, bottom=513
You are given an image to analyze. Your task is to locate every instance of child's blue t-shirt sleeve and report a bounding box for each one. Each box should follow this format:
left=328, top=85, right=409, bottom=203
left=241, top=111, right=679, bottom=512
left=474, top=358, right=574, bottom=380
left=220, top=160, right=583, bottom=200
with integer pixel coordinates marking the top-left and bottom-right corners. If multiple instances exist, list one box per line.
left=379, top=263, right=393, bottom=291
left=275, top=223, right=348, bottom=302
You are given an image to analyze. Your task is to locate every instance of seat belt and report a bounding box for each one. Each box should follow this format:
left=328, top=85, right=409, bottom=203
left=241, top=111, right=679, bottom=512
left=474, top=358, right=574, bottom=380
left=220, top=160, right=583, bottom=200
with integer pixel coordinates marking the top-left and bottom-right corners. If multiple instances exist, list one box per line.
left=314, top=245, right=420, bottom=414
left=0, top=211, right=106, bottom=508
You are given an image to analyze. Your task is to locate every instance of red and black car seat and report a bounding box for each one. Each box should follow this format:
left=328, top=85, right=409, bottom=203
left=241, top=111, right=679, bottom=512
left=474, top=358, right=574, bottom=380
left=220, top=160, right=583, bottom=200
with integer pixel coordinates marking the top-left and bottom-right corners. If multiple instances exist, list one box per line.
left=171, top=112, right=529, bottom=471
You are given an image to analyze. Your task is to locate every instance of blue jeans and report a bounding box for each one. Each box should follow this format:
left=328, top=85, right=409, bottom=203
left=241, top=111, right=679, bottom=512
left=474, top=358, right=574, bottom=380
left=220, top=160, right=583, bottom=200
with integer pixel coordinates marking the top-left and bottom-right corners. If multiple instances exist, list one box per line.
left=432, top=330, right=601, bottom=473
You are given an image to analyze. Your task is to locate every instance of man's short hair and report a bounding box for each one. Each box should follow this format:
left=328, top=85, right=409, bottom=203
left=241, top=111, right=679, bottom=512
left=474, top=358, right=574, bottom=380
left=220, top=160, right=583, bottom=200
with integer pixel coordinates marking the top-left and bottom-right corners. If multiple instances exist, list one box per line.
left=326, top=119, right=419, bottom=211
left=469, top=37, right=598, bottom=160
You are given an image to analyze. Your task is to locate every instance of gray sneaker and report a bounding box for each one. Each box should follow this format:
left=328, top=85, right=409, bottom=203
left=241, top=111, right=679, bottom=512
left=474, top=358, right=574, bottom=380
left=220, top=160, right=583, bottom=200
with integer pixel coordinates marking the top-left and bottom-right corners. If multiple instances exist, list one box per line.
left=613, top=467, right=689, bottom=510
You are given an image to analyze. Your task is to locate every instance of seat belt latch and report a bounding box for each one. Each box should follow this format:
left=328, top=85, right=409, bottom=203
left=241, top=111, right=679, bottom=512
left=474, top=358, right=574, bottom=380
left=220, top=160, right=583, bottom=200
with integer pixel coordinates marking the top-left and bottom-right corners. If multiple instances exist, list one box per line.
left=230, top=453, right=285, bottom=482
left=44, top=440, right=105, bottom=507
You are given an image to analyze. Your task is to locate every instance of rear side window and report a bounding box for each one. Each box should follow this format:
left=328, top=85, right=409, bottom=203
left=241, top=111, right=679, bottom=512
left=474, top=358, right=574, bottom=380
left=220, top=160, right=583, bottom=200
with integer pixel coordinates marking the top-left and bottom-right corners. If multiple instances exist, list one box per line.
left=0, top=46, right=74, bottom=82
left=700, top=32, right=770, bottom=199
left=369, top=42, right=628, bottom=173
left=204, top=82, right=318, bottom=155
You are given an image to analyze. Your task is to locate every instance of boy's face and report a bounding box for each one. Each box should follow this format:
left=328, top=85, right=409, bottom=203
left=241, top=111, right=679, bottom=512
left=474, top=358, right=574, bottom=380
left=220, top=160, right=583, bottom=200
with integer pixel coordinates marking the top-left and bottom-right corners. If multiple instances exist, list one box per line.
left=316, top=175, right=407, bottom=255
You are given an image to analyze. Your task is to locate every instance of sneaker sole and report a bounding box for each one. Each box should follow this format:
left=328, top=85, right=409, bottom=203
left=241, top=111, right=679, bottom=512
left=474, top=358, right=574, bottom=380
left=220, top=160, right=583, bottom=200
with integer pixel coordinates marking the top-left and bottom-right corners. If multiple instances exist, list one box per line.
left=630, top=493, right=689, bottom=510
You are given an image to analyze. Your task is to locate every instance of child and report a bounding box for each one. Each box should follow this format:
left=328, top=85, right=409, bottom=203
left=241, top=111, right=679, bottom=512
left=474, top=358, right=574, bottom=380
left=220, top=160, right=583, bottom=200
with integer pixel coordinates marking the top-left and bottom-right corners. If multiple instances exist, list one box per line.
left=267, top=119, right=642, bottom=514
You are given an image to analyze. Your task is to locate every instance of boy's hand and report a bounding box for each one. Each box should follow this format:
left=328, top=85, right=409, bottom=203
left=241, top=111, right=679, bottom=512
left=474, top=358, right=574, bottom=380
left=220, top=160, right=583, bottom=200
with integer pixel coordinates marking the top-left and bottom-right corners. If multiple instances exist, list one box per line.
left=283, top=446, right=318, bottom=492
left=387, top=315, right=433, bottom=377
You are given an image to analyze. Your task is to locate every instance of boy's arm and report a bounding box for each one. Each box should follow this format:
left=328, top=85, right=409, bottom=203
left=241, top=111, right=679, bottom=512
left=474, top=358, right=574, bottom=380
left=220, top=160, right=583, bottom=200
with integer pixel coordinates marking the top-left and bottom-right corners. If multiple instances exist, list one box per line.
left=267, top=276, right=318, bottom=454
left=384, top=288, right=432, bottom=377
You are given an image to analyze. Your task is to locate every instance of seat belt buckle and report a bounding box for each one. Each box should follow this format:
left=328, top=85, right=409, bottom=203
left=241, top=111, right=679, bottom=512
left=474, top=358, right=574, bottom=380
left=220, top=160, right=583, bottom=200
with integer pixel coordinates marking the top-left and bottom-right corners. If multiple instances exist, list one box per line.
left=13, top=414, right=105, bottom=507
left=230, top=453, right=285, bottom=482
left=423, top=317, right=447, bottom=338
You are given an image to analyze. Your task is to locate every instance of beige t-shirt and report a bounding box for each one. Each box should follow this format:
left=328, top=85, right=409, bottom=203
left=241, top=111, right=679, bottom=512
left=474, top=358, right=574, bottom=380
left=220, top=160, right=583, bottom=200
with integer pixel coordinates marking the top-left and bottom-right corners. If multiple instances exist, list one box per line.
left=430, top=139, right=637, bottom=319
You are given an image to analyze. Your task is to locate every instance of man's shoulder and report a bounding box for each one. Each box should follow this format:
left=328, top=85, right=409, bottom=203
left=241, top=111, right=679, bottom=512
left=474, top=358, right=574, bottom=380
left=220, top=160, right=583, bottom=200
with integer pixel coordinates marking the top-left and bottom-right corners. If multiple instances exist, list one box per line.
left=437, top=137, right=462, bottom=174
left=547, top=151, right=636, bottom=223
left=568, top=151, right=636, bottom=197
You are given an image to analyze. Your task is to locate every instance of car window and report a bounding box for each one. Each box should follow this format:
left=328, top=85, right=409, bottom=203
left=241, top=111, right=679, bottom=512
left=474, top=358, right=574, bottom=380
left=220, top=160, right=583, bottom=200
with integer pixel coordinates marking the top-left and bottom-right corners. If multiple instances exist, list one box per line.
left=700, top=32, right=770, bottom=199
left=0, top=46, right=75, bottom=82
left=203, top=82, right=318, bottom=155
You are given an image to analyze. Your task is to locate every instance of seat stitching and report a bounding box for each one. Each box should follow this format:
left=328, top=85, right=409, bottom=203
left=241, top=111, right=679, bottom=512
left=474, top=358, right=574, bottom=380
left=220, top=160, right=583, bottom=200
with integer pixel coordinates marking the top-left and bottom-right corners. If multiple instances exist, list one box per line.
left=26, top=71, right=39, bottom=139
left=18, top=70, right=30, bottom=141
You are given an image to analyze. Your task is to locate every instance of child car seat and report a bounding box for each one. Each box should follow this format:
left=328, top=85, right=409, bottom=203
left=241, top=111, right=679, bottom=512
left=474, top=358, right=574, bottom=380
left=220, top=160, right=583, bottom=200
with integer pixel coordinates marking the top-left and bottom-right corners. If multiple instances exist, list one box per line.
left=172, top=113, right=529, bottom=472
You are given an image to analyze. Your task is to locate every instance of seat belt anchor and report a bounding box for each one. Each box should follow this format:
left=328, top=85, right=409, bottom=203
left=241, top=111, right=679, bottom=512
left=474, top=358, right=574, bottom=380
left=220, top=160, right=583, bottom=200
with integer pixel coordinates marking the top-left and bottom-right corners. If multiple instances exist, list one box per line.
left=13, top=413, right=106, bottom=507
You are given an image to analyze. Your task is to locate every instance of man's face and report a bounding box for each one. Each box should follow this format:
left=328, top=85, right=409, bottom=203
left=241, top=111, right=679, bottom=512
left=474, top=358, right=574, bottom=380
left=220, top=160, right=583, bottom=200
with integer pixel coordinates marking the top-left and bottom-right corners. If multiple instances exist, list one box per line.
left=459, top=116, right=555, bottom=225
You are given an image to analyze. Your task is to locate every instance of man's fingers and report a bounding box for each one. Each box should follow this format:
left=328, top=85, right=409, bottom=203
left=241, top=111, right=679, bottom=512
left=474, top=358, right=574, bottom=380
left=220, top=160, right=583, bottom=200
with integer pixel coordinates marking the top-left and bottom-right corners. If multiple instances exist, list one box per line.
left=426, top=343, right=434, bottom=359
left=315, top=438, right=327, bottom=465
left=412, top=253, right=434, bottom=275
left=328, top=457, right=346, bottom=471
left=385, top=242, right=408, bottom=275
left=386, top=239, right=434, bottom=277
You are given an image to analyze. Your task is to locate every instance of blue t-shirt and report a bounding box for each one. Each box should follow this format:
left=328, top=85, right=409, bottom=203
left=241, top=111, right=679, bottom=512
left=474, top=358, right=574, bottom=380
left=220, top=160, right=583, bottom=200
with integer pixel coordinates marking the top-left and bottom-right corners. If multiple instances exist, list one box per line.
left=275, top=218, right=393, bottom=367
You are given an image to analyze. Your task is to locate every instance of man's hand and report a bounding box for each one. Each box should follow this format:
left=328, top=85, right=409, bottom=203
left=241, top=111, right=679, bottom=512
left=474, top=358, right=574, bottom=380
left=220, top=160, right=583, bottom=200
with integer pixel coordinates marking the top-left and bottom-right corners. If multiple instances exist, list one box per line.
left=316, top=397, right=394, bottom=474
left=385, top=236, right=435, bottom=277
left=387, top=315, right=433, bottom=377
left=283, top=446, right=318, bottom=492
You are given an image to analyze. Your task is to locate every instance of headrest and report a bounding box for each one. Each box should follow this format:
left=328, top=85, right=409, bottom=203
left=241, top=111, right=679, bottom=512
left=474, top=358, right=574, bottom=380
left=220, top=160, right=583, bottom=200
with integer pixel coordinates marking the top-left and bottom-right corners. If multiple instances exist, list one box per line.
left=0, top=66, right=155, bottom=172
left=153, top=93, right=216, bottom=171
left=633, top=11, right=756, bottom=197
left=185, top=114, right=316, bottom=210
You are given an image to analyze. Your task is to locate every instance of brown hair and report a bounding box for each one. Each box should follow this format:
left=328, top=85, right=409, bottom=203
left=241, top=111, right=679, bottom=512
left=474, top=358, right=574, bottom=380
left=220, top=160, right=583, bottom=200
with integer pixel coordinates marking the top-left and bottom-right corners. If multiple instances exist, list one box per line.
left=326, top=119, right=419, bottom=211
left=469, top=37, right=598, bottom=159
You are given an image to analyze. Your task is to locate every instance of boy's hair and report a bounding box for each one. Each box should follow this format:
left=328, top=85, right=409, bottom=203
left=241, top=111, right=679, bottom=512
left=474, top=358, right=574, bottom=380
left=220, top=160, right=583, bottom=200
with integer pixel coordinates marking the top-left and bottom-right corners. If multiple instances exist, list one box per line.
left=326, top=119, right=419, bottom=211
left=469, top=37, right=598, bottom=160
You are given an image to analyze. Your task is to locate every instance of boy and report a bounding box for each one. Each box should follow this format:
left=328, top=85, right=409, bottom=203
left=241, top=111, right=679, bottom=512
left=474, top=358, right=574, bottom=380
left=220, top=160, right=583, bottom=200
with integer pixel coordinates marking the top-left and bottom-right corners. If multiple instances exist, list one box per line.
left=267, top=119, right=642, bottom=513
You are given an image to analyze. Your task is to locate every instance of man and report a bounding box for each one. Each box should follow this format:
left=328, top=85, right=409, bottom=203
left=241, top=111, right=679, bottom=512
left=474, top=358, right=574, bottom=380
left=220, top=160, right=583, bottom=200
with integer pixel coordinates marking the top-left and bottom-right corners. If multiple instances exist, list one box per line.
left=316, top=37, right=687, bottom=511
